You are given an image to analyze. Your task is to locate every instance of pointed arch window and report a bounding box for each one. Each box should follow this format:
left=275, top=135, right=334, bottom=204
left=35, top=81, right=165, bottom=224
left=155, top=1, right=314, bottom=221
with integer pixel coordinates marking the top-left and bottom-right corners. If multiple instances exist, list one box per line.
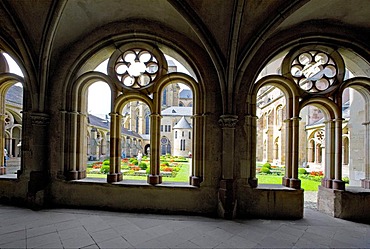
left=67, top=41, right=203, bottom=186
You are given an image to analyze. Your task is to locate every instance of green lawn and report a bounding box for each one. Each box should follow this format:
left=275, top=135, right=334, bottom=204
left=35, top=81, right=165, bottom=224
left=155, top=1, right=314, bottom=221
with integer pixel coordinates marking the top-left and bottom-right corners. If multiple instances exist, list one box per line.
left=87, top=161, right=190, bottom=183
left=258, top=174, right=321, bottom=191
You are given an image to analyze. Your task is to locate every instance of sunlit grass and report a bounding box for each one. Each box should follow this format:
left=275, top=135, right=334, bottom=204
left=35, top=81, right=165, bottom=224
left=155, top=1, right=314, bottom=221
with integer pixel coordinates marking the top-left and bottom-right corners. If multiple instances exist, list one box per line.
left=257, top=174, right=321, bottom=191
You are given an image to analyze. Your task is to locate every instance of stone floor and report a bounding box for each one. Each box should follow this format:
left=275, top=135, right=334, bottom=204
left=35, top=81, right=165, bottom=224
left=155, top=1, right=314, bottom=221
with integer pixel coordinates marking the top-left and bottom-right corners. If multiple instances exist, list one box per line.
left=0, top=201, right=369, bottom=249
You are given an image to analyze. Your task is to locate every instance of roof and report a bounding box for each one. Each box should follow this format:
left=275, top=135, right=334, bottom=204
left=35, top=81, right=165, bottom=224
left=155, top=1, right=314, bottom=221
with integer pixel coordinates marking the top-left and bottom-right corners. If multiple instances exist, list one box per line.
left=161, top=106, right=192, bottom=116
left=173, top=116, right=192, bottom=129
left=88, top=114, right=110, bottom=129
left=5, top=85, right=23, bottom=106
left=179, top=89, right=193, bottom=99
left=88, top=114, right=142, bottom=139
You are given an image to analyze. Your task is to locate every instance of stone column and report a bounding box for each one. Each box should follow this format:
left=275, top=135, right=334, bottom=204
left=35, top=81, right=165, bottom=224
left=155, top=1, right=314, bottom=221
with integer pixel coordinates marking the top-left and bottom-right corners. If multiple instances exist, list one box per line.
left=218, top=115, right=238, bottom=219
left=107, top=113, right=118, bottom=183
left=322, top=120, right=335, bottom=188
left=333, top=118, right=345, bottom=190
left=245, top=114, right=257, bottom=187
left=66, top=111, right=78, bottom=180
left=0, top=113, right=6, bottom=174
left=27, top=112, right=50, bottom=209
left=282, top=118, right=292, bottom=187
left=147, top=113, right=162, bottom=184
left=290, top=117, right=301, bottom=189
left=115, top=114, right=122, bottom=181
left=361, top=121, right=370, bottom=188
left=189, top=114, right=203, bottom=187
left=75, top=112, right=87, bottom=179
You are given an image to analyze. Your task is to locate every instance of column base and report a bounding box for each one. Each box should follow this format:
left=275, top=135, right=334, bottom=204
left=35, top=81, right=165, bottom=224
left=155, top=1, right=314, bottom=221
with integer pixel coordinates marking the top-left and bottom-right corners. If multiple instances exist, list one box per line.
left=321, top=178, right=333, bottom=188
left=248, top=177, right=258, bottom=188
left=332, top=179, right=345, bottom=190
left=107, top=173, right=117, bottom=183
left=117, top=172, right=123, bottom=181
left=189, top=176, right=202, bottom=187
left=0, top=166, right=6, bottom=175
left=67, top=171, right=78, bottom=180
left=78, top=170, right=86, bottom=179
left=289, top=178, right=301, bottom=189
left=218, top=179, right=236, bottom=219
left=147, top=174, right=162, bottom=185
left=361, top=179, right=370, bottom=189
left=282, top=176, right=290, bottom=187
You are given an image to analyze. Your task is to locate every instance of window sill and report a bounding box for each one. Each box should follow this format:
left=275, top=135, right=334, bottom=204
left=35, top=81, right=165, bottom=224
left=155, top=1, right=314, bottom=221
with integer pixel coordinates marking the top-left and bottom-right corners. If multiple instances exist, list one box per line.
left=72, top=177, right=198, bottom=188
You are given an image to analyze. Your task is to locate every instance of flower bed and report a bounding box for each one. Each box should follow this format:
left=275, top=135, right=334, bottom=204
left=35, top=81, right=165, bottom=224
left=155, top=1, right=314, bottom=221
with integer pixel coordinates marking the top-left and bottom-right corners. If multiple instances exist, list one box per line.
left=87, top=155, right=187, bottom=178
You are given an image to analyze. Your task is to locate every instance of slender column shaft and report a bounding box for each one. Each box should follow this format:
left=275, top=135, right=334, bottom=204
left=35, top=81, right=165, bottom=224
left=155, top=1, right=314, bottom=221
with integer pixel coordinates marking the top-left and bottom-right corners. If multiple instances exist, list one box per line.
left=290, top=116, right=301, bottom=189
left=148, top=113, right=162, bottom=184
left=364, top=122, right=370, bottom=179
left=218, top=115, right=238, bottom=179
left=190, top=114, right=203, bottom=186
left=334, top=119, right=343, bottom=180
left=66, top=111, right=78, bottom=179
left=283, top=118, right=292, bottom=186
left=115, top=114, right=122, bottom=180
left=361, top=122, right=370, bottom=188
left=107, top=113, right=118, bottom=183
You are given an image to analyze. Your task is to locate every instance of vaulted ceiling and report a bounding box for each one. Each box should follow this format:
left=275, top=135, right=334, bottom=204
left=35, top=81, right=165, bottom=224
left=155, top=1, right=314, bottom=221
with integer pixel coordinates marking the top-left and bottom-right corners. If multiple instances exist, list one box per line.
left=1, top=0, right=370, bottom=113
left=2, top=0, right=370, bottom=70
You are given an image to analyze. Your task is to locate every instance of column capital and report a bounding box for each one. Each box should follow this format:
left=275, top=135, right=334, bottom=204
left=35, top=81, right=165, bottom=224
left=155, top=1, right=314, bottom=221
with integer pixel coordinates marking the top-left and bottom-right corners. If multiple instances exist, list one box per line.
left=191, top=113, right=203, bottom=119
left=245, top=114, right=258, bottom=120
left=291, top=116, right=302, bottom=121
left=219, top=115, right=238, bottom=128
left=30, top=112, right=50, bottom=126
left=150, top=113, right=162, bottom=118
left=109, top=112, right=123, bottom=117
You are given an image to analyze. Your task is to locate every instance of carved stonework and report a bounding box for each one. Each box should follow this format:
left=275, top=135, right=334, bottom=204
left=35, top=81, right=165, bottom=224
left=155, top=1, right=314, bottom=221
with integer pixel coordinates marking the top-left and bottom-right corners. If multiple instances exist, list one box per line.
left=219, top=115, right=238, bottom=128
left=30, top=113, right=50, bottom=126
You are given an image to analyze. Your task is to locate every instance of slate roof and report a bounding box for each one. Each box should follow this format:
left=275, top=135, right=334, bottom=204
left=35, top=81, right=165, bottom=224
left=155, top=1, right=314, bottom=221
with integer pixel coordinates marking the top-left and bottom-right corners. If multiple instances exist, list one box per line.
left=173, top=116, right=192, bottom=129
left=5, top=85, right=23, bottom=106
left=179, top=89, right=192, bottom=99
left=88, top=114, right=142, bottom=139
left=88, top=114, right=110, bottom=129
left=161, top=106, right=192, bottom=116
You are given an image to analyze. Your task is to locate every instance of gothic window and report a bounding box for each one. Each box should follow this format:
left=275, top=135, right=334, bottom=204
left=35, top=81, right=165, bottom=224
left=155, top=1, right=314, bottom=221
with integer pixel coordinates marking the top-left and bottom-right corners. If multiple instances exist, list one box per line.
left=0, top=52, right=24, bottom=176
left=69, top=42, right=201, bottom=186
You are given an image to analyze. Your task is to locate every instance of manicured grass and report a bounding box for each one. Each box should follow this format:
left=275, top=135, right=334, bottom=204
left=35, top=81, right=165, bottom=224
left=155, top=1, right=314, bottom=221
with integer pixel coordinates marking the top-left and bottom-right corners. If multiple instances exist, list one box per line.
left=258, top=174, right=321, bottom=191
left=87, top=161, right=190, bottom=183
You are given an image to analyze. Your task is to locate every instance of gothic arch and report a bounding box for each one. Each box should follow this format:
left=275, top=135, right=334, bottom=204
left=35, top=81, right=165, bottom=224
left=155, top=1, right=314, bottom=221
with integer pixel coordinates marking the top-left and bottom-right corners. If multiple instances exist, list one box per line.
left=249, top=75, right=300, bottom=188
left=0, top=72, right=24, bottom=173
left=338, top=77, right=370, bottom=188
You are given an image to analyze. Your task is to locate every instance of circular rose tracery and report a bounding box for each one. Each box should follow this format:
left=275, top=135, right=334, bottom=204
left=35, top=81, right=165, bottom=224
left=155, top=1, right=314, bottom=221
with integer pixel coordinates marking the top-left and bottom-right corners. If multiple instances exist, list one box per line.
left=114, top=49, right=159, bottom=89
left=290, top=51, right=338, bottom=92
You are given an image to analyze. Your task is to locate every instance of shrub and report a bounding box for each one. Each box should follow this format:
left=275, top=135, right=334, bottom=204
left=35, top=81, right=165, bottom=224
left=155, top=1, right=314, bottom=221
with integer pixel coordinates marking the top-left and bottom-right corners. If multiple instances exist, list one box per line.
left=103, top=160, right=110, bottom=165
left=298, top=168, right=307, bottom=174
left=260, top=167, right=270, bottom=174
left=263, top=162, right=271, bottom=169
left=130, top=159, right=138, bottom=165
left=100, top=165, right=110, bottom=174
left=343, top=176, right=350, bottom=184
left=139, top=162, right=147, bottom=170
